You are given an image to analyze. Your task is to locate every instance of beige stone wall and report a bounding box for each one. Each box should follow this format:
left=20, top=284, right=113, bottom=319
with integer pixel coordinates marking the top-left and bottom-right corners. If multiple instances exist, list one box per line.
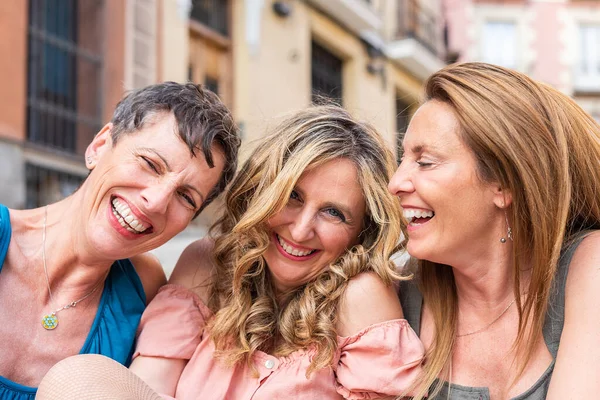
left=159, top=0, right=190, bottom=83
left=231, top=0, right=423, bottom=159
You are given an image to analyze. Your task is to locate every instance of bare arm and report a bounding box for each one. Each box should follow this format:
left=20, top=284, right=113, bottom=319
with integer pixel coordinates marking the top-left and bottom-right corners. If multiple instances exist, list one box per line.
left=547, top=231, right=600, bottom=398
left=129, top=238, right=216, bottom=396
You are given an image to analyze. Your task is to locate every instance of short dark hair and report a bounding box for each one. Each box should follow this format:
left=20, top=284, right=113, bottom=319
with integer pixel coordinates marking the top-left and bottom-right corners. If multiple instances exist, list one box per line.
left=110, top=82, right=240, bottom=216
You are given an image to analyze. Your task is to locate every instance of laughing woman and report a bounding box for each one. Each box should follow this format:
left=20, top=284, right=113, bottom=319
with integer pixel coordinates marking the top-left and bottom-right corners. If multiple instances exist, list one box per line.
left=390, top=63, right=600, bottom=399
left=36, top=105, right=424, bottom=399
left=0, top=82, right=239, bottom=400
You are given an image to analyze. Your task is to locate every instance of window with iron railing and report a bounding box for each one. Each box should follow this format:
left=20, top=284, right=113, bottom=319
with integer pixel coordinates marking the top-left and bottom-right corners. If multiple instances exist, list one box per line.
left=190, top=0, right=229, bottom=37
left=25, top=163, right=84, bottom=208
left=311, top=41, right=343, bottom=104
left=26, top=0, right=104, bottom=156
left=396, top=0, right=442, bottom=57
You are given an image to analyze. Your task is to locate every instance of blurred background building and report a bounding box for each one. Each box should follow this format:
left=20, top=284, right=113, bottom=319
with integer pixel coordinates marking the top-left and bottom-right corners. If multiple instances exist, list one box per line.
left=1, top=0, right=598, bottom=271
left=0, top=0, right=447, bottom=271
left=443, top=0, right=600, bottom=121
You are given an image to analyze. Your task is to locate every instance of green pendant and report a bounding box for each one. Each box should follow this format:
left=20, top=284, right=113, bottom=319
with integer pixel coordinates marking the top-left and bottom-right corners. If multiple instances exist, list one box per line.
left=42, top=313, right=58, bottom=330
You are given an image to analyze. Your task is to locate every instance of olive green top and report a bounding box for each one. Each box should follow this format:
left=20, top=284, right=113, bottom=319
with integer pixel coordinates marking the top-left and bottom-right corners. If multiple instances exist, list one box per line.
left=399, top=233, right=592, bottom=400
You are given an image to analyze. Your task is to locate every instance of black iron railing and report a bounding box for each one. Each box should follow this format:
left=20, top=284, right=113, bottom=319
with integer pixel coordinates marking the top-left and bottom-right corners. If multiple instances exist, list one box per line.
left=26, top=0, right=104, bottom=155
left=311, top=41, right=343, bottom=104
left=25, top=163, right=84, bottom=208
left=190, top=0, right=229, bottom=37
left=396, top=0, right=442, bottom=57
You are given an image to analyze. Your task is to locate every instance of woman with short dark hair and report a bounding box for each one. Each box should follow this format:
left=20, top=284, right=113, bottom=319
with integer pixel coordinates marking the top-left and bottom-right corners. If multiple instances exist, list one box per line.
left=0, top=82, right=239, bottom=400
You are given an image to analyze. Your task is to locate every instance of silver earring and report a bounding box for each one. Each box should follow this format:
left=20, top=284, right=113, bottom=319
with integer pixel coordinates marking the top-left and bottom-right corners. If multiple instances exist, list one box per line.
left=86, top=157, right=92, bottom=164
left=500, top=212, right=513, bottom=243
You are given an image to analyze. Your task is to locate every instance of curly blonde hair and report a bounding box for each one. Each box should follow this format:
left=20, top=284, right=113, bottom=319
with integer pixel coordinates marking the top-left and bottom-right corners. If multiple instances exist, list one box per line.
left=205, top=105, right=406, bottom=376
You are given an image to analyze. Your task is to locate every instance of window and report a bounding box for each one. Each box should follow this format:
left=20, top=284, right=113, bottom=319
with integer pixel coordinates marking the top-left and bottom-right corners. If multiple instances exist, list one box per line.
left=190, top=0, right=229, bottom=37
left=27, top=0, right=104, bottom=155
left=311, top=41, right=343, bottom=103
left=204, top=76, right=219, bottom=95
left=481, top=21, right=517, bottom=69
left=25, top=164, right=84, bottom=208
left=576, top=25, right=600, bottom=92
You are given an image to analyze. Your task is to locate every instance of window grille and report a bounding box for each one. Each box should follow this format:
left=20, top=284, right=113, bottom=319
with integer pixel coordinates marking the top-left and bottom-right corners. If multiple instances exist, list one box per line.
left=190, top=0, right=229, bottom=37
left=396, top=0, right=441, bottom=56
left=26, top=0, right=104, bottom=155
left=25, top=163, right=84, bottom=208
left=311, top=41, right=343, bottom=104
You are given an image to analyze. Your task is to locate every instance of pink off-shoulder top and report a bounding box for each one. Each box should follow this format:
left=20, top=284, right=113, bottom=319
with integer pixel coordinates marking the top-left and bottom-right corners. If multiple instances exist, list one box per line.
left=133, top=284, right=424, bottom=400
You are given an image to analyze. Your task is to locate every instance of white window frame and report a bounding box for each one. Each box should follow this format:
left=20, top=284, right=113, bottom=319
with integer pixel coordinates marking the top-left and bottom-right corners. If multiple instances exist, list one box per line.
left=481, top=21, right=518, bottom=69
left=575, top=24, right=600, bottom=92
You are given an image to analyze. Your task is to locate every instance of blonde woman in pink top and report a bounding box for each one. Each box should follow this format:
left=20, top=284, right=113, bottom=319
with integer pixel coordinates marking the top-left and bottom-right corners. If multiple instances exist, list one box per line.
left=36, top=105, right=424, bottom=399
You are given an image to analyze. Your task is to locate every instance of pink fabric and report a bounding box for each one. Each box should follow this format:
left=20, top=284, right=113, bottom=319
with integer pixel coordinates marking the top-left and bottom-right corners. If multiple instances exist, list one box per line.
left=134, top=284, right=424, bottom=400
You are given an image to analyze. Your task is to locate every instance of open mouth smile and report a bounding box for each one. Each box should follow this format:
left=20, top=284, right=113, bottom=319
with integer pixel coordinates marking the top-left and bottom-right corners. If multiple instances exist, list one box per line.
left=274, top=234, right=319, bottom=259
left=403, top=209, right=435, bottom=226
left=111, top=196, right=152, bottom=234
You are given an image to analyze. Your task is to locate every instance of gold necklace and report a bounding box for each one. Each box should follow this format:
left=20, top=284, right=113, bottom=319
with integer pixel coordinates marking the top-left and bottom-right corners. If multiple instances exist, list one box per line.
left=41, top=206, right=104, bottom=330
left=456, top=298, right=516, bottom=338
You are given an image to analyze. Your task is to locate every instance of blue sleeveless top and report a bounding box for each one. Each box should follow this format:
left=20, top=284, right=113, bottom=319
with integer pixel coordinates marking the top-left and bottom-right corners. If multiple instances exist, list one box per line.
left=0, top=204, right=147, bottom=399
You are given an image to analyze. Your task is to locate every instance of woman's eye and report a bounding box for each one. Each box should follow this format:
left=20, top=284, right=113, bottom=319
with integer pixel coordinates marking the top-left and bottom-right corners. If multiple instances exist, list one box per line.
left=416, top=161, right=433, bottom=167
left=143, top=157, right=159, bottom=173
left=290, top=190, right=301, bottom=201
left=179, top=191, right=196, bottom=208
left=325, top=208, right=346, bottom=222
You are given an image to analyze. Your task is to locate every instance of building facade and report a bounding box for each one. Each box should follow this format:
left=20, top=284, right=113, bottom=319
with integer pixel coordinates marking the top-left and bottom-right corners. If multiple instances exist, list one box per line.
left=444, top=0, right=600, bottom=121
left=0, top=0, right=446, bottom=271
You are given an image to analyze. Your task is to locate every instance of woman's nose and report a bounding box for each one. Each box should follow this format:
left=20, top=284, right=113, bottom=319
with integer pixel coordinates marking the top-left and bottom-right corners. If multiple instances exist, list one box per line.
left=140, top=183, right=174, bottom=214
left=388, top=163, right=414, bottom=198
left=288, top=210, right=316, bottom=243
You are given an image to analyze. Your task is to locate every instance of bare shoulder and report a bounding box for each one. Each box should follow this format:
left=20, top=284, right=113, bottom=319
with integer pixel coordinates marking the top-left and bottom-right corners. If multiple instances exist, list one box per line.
left=168, top=237, right=216, bottom=303
left=336, top=272, right=404, bottom=337
left=130, top=252, right=167, bottom=304
left=546, top=233, right=600, bottom=397
left=566, top=231, right=600, bottom=285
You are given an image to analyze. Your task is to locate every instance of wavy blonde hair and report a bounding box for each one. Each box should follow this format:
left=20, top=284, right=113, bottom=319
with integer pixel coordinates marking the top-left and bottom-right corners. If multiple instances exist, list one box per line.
left=407, top=63, right=600, bottom=398
left=206, top=104, right=405, bottom=376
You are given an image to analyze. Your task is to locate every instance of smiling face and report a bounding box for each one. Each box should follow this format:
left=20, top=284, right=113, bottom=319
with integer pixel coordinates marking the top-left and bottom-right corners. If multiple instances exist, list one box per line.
left=81, top=112, right=224, bottom=259
left=263, top=158, right=366, bottom=293
left=388, top=101, right=504, bottom=265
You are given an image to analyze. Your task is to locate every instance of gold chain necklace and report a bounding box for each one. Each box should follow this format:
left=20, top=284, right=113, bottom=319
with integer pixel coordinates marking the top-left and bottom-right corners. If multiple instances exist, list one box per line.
left=456, top=298, right=516, bottom=338
left=41, top=206, right=104, bottom=330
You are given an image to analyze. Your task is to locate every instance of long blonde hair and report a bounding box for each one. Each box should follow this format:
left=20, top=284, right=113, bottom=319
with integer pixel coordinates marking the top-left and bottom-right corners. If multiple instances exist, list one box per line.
left=207, top=105, right=405, bottom=376
left=408, top=62, right=600, bottom=398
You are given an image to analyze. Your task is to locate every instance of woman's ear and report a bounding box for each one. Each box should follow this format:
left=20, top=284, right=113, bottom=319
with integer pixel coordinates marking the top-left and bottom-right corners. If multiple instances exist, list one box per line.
left=492, top=184, right=513, bottom=209
left=85, top=123, right=113, bottom=170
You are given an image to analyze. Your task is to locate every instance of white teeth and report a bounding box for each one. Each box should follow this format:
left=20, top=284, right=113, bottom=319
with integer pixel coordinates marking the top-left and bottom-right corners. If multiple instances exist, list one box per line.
left=403, top=209, right=435, bottom=224
left=277, top=235, right=315, bottom=257
left=111, top=198, right=149, bottom=233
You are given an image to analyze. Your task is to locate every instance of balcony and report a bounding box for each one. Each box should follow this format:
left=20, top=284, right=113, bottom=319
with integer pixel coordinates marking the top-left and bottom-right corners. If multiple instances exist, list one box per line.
left=306, top=0, right=381, bottom=35
left=386, top=0, right=444, bottom=80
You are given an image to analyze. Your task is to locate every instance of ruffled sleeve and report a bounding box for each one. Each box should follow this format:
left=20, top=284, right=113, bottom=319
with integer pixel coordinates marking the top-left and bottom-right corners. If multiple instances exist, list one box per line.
left=133, top=284, right=213, bottom=360
left=335, top=319, right=424, bottom=399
